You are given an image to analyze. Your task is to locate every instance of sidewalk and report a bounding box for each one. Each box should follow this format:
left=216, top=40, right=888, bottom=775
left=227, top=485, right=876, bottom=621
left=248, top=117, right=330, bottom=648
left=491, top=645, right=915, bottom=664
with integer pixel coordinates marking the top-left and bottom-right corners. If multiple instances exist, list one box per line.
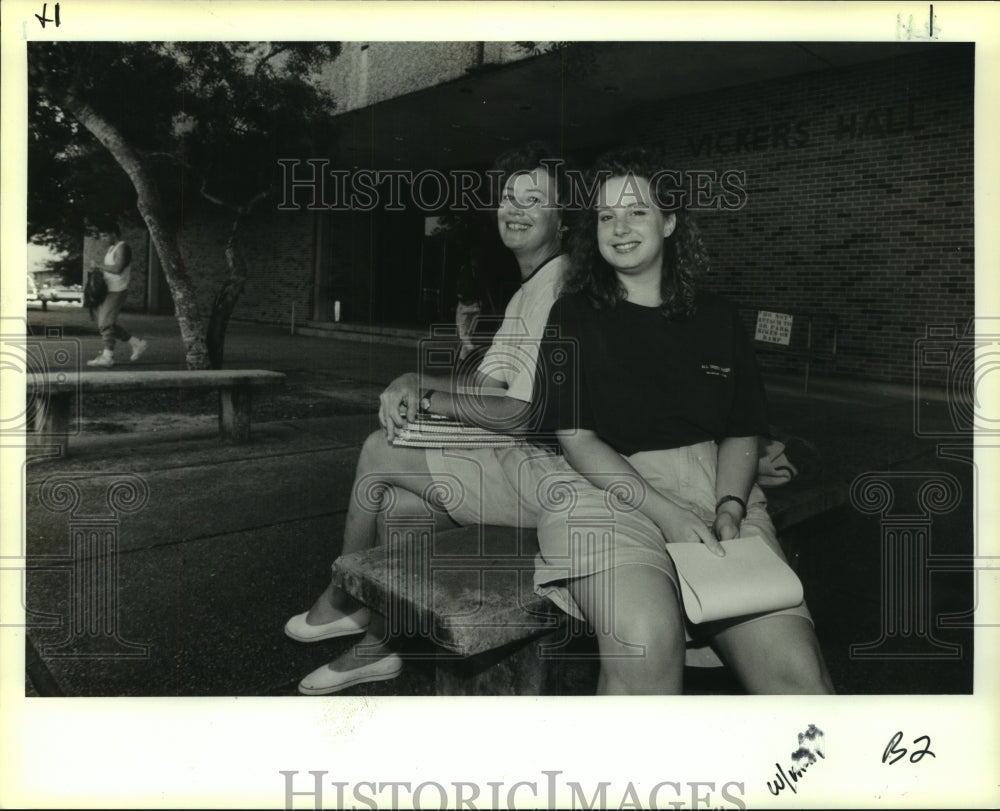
left=17, top=307, right=976, bottom=696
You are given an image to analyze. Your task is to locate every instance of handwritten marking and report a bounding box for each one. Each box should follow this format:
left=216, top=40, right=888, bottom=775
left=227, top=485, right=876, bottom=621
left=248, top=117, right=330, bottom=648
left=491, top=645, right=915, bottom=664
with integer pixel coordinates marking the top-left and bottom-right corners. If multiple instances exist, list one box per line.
left=897, top=5, right=941, bottom=41
left=35, top=2, right=60, bottom=28
left=766, top=724, right=825, bottom=796
left=883, top=731, right=936, bottom=765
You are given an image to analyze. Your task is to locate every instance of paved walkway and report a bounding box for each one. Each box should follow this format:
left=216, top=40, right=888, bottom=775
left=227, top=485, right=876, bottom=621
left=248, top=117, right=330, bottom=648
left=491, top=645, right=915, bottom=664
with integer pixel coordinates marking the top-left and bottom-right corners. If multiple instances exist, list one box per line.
left=16, top=306, right=976, bottom=696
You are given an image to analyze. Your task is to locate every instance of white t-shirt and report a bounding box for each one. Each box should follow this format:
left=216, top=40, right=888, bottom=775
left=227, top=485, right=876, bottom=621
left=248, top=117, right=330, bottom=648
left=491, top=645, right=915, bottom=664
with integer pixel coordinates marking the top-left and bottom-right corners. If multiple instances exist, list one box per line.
left=477, top=254, right=569, bottom=403
left=102, top=241, right=132, bottom=293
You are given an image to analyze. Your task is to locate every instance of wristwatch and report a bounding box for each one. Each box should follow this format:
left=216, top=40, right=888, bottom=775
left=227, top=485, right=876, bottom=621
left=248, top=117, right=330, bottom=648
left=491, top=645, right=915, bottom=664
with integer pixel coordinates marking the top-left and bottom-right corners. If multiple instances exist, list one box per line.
left=419, top=390, right=435, bottom=413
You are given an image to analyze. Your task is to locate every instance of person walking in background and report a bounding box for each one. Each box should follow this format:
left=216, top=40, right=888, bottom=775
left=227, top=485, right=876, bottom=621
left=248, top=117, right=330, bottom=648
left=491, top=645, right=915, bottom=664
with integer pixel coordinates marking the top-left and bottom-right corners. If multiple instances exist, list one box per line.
left=86, top=226, right=149, bottom=367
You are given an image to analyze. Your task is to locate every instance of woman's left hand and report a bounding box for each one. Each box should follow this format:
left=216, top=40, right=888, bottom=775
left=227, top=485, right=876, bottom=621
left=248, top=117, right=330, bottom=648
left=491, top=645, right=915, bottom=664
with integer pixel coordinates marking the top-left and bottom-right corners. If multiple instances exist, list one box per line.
left=712, top=511, right=741, bottom=541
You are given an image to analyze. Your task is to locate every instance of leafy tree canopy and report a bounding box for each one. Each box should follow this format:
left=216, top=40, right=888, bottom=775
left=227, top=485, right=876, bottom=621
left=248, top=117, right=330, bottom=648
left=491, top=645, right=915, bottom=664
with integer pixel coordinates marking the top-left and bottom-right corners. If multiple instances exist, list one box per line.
left=28, top=41, right=342, bottom=273
left=29, top=41, right=342, bottom=368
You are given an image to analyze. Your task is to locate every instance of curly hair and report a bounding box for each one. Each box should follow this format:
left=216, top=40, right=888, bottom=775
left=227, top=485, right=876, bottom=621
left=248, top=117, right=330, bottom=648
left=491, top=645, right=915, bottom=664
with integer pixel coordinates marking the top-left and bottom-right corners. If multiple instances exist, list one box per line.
left=564, top=146, right=710, bottom=320
left=492, top=140, right=570, bottom=207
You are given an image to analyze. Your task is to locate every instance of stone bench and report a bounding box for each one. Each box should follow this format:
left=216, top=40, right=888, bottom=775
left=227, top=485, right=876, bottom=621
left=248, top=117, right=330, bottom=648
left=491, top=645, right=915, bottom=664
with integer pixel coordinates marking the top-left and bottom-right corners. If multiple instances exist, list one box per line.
left=26, top=369, right=286, bottom=456
left=332, top=523, right=563, bottom=695
left=331, top=477, right=849, bottom=695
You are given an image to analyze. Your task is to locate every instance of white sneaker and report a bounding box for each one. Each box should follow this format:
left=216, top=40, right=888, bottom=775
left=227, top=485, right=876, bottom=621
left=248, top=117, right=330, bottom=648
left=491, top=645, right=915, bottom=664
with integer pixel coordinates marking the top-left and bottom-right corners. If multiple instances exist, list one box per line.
left=129, top=338, right=148, bottom=362
left=86, top=352, right=114, bottom=368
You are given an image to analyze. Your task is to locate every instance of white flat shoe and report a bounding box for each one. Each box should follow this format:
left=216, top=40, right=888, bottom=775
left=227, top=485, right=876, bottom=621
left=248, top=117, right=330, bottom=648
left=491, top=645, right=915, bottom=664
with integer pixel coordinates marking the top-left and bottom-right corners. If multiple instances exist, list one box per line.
left=298, top=654, right=403, bottom=695
left=284, top=608, right=369, bottom=643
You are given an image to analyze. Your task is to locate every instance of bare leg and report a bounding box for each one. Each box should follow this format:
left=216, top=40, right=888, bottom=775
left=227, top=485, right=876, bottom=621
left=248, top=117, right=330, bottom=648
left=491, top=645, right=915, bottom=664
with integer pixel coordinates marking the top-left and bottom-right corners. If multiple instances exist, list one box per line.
left=341, top=437, right=457, bottom=559
left=306, top=488, right=456, bottom=673
left=305, top=431, right=457, bottom=626
left=710, top=614, right=835, bottom=694
left=310, top=488, right=457, bottom=673
left=567, top=563, right=686, bottom=695
left=306, top=485, right=458, bottom=621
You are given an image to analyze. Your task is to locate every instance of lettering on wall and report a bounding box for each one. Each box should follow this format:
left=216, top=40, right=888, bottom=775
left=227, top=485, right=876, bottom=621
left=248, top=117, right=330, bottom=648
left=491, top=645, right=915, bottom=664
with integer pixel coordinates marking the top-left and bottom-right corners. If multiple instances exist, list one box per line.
left=834, top=101, right=921, bottom=140
left=687, top=101, right=922, bottom=156
left=688, top=120, right=810, bottom=157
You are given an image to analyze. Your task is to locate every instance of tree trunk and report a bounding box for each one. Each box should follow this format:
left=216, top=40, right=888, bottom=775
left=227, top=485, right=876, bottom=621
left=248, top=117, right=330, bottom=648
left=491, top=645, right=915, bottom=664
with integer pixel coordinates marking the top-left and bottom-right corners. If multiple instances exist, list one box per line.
left=58, top=91, right=211, bottom=369
left=205, top=190, right=267, bottom=369
left=206, top=228, right=249, bottom=369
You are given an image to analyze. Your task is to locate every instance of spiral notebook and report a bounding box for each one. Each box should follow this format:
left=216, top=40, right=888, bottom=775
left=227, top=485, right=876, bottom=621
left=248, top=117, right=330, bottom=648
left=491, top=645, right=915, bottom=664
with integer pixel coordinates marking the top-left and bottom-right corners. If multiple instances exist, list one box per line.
left=664, top=535, right=803, bottom=624
left=390, top=414, right=521, bottom=449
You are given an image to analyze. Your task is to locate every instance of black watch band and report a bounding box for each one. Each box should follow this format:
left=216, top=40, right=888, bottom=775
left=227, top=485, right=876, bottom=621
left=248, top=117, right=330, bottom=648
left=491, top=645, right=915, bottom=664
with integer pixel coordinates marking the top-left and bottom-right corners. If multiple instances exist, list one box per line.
left=715, top=495, right=747, bottom=519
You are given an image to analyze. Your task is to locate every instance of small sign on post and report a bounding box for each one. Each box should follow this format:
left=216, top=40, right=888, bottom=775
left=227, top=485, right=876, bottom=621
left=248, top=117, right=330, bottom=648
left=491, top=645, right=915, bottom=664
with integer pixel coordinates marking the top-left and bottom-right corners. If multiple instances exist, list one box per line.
left=755, top=310, right=794, bottom=346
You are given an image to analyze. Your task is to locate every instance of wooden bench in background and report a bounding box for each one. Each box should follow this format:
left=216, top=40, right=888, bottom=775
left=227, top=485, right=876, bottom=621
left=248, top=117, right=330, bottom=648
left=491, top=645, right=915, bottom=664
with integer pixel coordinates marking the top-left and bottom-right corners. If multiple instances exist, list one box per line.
left=331, top=476, right=849, bottom=695
left=739, top=308, right=839, bottom=394
left=26, top=369, right=286, bottom=456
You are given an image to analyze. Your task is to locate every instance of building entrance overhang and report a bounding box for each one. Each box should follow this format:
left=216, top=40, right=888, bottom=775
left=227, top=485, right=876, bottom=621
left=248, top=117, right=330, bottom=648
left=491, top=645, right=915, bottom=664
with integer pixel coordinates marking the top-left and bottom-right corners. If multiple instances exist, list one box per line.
left=328, top=41, right=942, bottom=174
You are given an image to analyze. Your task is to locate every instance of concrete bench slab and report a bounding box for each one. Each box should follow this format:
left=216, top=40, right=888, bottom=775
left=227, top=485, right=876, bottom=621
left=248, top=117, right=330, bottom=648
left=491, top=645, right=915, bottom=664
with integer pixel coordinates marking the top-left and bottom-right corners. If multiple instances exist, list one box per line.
left=332, top=524, right=565, bottom=695
left=26, top=369, right=285, bottom=455
left=29, top=369, right=286, bottom=393
left=332, top=525, right=559, bottom=658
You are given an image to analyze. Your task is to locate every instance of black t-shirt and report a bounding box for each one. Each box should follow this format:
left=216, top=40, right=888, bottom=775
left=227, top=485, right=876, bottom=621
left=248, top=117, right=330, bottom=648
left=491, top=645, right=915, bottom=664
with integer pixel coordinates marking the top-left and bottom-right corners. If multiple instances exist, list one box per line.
left=538, top=291, right=769, bottom=456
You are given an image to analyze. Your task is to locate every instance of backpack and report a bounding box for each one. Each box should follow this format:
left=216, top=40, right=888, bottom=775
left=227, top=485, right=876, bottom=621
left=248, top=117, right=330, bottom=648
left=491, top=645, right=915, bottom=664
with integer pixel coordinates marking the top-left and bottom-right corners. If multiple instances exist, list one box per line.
left=83, top=269, right=108, bottom=318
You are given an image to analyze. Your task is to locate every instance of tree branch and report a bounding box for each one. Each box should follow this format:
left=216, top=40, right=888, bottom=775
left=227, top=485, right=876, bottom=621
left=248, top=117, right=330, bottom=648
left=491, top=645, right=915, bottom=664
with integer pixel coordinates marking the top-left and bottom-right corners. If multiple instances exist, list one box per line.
left=253, top=44, right=291, bottom=80
left=143, top=150, right=191, bottom=166
left=241, top=187, right=271, bottom=217
left=200, top=178, right=236, bottom=211
left=141, top=149, right=237, bottom=213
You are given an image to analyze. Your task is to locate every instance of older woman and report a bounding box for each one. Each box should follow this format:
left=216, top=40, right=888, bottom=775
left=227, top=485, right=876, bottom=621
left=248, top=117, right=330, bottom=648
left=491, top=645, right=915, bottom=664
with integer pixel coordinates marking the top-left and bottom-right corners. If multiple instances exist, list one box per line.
left=287, top=142, right=571, bottom=694
left=533, top=147, right=834, bottom=695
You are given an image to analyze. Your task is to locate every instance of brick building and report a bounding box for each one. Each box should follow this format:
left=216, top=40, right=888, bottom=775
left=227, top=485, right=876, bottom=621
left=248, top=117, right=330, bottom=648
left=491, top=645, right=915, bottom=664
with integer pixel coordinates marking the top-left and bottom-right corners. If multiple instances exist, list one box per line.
left=98, top=41, right=973, bottom=386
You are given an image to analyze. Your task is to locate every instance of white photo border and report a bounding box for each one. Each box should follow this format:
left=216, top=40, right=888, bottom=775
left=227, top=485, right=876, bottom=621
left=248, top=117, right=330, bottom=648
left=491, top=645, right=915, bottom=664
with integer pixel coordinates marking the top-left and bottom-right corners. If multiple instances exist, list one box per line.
left=2, top=2, right=998, bottom=809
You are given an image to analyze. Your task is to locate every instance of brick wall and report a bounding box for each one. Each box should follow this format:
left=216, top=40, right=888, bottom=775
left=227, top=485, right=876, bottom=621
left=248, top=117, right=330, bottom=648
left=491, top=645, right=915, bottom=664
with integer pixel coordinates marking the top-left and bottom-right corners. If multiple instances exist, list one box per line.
left=229, top=209, right=315, bottom=327
left=120, top=224, right=148, bottom=310
left=168, top=203, right=315, bottom=328
left=630, top=45, right=973, bottom=386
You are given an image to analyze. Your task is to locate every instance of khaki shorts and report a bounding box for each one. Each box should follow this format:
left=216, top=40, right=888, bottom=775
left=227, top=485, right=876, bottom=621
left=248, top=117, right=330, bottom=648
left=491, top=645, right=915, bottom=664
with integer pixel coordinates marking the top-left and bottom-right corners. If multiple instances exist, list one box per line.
left=531, top=441, right=813, bottom=642
left=423, top=443, right=561, bottom=527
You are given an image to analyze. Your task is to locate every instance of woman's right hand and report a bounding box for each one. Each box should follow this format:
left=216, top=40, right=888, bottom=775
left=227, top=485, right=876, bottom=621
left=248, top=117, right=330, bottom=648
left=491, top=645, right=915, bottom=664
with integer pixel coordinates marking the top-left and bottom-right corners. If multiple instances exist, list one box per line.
left=557, top=429, right=727, bottom=559
left=651, top=500, right=725, bottom=557
left=378, top=372, right=420, bottom=441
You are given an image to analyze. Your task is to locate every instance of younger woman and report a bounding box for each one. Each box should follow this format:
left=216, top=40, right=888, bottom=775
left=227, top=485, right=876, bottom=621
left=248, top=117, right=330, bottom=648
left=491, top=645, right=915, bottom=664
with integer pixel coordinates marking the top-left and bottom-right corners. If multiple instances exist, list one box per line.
left=533, top=148, right=834, bottom=695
